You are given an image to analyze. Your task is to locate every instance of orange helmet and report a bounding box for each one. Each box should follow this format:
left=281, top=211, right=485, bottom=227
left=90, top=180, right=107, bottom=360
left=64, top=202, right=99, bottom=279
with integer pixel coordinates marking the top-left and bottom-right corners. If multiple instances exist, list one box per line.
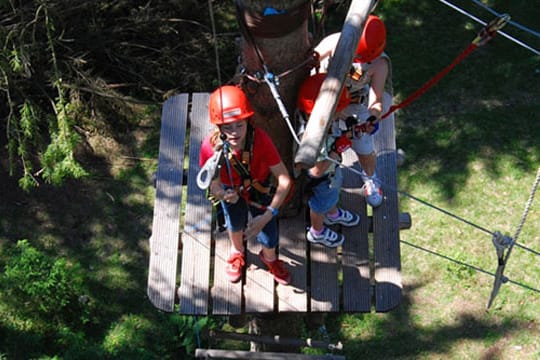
left=208, top=85, right=254, bottom=125
left=355, top=15, right=386, bottom=63
left=297, top=73, right=351, bottom=114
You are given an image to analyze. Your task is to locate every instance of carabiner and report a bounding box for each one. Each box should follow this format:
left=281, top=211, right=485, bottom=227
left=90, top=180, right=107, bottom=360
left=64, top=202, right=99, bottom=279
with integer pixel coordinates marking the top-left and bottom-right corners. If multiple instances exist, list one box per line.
left=196, top=148, right=223, bottom=190
left=474, top=14, right=510, bottom=46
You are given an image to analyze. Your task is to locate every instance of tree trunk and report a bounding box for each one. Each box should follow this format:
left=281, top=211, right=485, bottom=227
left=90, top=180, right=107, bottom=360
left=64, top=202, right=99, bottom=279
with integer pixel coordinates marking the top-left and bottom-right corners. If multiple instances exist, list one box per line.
left=236, top=0, right=312, bottom=346
left=237, top=0, right=312, bottom=173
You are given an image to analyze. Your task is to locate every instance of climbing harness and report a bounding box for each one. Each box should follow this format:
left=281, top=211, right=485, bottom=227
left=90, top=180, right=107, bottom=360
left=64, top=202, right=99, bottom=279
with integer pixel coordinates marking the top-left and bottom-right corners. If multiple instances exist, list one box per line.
left=197, top=124, right=278, bottom=212
left=380, top=14, right=510, bottom=120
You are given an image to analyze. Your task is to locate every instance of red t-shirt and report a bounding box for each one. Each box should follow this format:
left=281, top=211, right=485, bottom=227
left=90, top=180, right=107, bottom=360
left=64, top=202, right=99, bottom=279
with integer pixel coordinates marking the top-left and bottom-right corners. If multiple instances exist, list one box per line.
left=199, top=127, right=281, bottom=186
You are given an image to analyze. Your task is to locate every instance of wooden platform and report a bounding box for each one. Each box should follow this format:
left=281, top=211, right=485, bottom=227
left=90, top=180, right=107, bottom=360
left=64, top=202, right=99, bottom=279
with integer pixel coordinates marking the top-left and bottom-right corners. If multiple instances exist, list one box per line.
left=147, top=93, right=408, bottom=315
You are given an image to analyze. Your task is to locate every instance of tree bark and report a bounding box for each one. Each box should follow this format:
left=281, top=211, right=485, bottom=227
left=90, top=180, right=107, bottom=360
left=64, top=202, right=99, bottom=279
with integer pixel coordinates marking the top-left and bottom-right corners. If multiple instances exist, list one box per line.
left=237, top=0, right=312, bottom=173
left=236, top=0, right=312, bottom=345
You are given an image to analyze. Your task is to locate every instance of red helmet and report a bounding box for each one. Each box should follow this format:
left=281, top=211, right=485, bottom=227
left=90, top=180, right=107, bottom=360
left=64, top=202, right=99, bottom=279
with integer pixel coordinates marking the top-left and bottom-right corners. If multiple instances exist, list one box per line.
left=297, top=73, right=351, bottom=114
left=355, top=15, right=386, bottom=63
left=208, top=85, right=254, bottom=125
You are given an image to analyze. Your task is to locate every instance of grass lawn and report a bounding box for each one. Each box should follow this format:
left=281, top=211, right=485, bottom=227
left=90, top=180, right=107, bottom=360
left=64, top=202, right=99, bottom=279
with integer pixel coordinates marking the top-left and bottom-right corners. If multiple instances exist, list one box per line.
left=323, top=1, right=540, bottom=359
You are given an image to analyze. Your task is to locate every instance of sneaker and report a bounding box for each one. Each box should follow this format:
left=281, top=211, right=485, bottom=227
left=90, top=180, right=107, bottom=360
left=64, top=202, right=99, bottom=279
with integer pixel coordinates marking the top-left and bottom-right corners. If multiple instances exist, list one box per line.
left=258, top=250, right=291, bottom=285
left=362, top=177, right=383, bottom=207
left=306, top=227, right=345, bottom=248
left=324, top=208, right=360, bottom=227
left=226, top=252, right=245, bottom=283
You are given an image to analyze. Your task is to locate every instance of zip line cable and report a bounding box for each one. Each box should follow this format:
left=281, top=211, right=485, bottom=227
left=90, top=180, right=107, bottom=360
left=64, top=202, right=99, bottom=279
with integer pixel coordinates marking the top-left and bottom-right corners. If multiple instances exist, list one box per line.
left=471, top=0, right=540, bottom=38
left=438, top=0, right=540, bottom=56
left=401, top=240, right=540, bottom=294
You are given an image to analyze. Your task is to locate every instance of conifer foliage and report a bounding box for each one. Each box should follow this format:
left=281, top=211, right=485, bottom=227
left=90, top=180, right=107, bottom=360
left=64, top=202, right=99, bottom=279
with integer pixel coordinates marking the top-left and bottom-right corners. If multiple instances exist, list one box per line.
left=0, top=0, right=237, bottom=190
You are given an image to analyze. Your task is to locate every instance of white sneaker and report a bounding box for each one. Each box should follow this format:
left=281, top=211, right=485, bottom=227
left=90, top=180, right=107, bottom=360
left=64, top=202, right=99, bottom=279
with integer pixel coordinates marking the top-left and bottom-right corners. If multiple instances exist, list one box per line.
left=362, top=177, right=383, bottom=208
left=306, top=227, right=345, bottom=248
left=324, top=208, right=360, bottom=227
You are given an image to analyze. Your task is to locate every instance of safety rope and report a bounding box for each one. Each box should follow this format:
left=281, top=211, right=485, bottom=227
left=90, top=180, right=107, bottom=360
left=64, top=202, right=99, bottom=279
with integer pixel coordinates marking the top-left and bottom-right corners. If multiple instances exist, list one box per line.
left=381, top=14, right=510, bottom=120
left=439, top=0, right=540, bottom=56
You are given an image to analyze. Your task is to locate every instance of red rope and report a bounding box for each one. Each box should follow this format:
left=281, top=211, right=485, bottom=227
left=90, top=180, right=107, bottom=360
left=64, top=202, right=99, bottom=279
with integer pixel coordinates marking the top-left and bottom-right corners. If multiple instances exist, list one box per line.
left=381, top=43, right=478, bottom=119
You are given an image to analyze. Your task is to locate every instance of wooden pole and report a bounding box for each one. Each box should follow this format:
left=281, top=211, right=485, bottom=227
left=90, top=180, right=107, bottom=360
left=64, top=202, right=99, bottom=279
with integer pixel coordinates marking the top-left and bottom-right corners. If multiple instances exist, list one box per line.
left=294, top=0, right=376, bottom=169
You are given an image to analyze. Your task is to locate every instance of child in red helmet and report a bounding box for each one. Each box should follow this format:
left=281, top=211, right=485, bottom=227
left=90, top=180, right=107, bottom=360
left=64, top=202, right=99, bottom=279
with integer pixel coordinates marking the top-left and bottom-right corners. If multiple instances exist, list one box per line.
left=314, top=14, right=392, bottom=208
left=199, top=85, right=292, bottom=284
left=296, top=73, right=361, bottom=248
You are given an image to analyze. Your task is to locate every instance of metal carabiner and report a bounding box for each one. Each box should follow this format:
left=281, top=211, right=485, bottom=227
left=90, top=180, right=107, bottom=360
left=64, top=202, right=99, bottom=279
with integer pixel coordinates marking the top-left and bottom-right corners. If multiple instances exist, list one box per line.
left=196, top=148, right=223, bottom=190
left=474, top=14, right=510, bottom=46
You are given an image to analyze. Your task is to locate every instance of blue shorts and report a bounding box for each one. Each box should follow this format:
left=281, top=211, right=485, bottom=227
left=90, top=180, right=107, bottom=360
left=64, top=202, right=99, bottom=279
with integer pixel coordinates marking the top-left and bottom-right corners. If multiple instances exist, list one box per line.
left=220, top=192, right=278, bottom=249
left=307, top=167, right=342, bottom=214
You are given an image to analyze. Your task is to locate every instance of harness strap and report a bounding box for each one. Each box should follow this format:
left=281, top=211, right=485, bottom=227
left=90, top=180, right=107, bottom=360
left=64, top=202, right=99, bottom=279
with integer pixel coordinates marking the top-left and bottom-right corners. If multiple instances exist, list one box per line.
left=222, top=125, right=275, bottom=202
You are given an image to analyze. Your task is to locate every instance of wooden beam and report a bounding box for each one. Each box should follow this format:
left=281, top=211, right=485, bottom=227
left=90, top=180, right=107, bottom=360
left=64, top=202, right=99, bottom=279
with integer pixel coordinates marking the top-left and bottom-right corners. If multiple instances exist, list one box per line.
left=294, top=0, right=377, bottom=169
left=147, top=94, right=189, bottom=312
left=195, top=349, right=346, bottom=360
left=207, top=330, right=342, bottom=350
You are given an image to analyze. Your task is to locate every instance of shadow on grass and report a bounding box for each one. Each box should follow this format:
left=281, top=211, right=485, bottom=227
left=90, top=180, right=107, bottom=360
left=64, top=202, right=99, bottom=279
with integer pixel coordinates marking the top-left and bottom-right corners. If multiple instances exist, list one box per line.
left=0, top=106, right=164, bottom=348
left=324, top=281, right=528, bottom=359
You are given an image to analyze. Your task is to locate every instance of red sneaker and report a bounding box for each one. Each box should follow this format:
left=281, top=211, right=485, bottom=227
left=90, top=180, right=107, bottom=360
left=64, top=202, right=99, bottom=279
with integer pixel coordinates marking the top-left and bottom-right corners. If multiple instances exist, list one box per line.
left=258, top=250, right=291, bottom=285
left=226, top=252, right=245, bottom=283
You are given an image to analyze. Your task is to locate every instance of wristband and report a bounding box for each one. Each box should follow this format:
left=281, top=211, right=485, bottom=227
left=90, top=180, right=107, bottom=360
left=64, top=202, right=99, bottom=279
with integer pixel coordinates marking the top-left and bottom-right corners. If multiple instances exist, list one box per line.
left=266, top=206, right=279, bottom=217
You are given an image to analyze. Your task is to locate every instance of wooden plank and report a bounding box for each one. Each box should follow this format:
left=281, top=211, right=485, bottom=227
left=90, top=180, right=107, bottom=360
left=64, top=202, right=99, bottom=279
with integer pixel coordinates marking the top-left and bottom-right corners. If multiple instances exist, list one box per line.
left=277, top=214, right=308, bottom=312
left=245, top=232, right=275, bottom=313
left=178, top=93, right=214, bottom=314
left=372, top=93, right=402, bottom=312
left=147, top=94, right=189, bottom=312
left=310, top=241, right=340, bottom=312
left=340, top=150, right=371, bottom=312
left=212, top=228, right=242, bottom=315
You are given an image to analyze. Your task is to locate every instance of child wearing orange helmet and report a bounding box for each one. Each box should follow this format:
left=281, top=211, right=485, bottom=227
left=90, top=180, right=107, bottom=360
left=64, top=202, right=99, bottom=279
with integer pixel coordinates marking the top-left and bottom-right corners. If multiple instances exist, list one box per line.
left=314, top=14, right=392, bottom=208
left=296, top=73, right=361, bottom=248
left=199, top=85, right=292, bottom=284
